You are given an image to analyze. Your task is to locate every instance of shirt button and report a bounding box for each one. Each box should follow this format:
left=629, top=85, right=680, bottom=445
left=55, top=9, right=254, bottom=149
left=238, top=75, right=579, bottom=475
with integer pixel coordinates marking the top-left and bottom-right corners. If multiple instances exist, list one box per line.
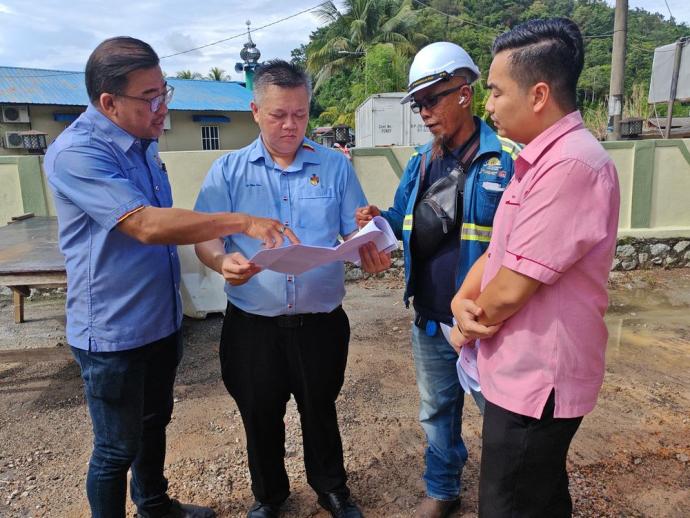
left=287, top=276, right=293, bottom=282
left=282, top=196, right=288, bottom=201
left=284, top=222, right=289, bottom=227
left=155, top=185, right=160, bottom=191
left=287, top=304, right=293, bottom=309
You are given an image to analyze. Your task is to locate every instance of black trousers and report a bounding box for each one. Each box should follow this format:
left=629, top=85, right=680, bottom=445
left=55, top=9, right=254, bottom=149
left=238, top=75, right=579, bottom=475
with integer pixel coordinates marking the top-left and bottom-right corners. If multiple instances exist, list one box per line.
left=479, top=391, right=583, bottom=518
left=220, top=304, right=350, bottom=505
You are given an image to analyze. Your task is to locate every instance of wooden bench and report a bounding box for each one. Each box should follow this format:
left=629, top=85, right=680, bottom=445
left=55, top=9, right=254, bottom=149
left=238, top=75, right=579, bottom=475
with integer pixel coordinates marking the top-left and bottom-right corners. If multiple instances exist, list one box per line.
left=0, top=216, right=67, bottom=323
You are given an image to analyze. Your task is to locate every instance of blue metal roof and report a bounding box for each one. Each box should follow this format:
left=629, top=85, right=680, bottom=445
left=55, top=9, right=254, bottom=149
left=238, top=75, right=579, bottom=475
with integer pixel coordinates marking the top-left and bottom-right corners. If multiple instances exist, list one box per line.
left=0, top=66, right=252, bottom=111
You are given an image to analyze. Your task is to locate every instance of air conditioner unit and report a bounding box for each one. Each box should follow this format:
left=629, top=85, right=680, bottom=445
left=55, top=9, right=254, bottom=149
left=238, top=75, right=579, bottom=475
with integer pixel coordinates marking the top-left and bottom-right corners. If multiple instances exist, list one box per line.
left=4, top=131, right=24, bottom=149
left=2, top=105, right=30, bottom=123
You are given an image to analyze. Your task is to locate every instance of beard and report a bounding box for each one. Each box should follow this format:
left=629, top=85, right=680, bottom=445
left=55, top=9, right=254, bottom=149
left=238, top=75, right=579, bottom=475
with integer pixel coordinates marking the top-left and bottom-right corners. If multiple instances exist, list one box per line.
left=431, top=134, right=448, bottom=160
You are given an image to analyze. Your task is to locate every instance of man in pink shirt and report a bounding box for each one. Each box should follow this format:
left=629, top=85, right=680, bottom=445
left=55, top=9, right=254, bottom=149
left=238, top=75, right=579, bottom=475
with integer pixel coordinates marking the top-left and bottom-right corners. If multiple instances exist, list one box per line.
left=449, top=18, right=620, bottom=517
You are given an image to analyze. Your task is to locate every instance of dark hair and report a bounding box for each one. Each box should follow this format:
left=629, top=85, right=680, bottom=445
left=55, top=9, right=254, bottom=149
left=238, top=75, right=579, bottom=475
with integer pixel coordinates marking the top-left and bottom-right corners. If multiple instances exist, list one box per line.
left=85, top=37, right=159, bottom=103
left=253, top=59, right=312, bottom=104
left=492, top=18, right=584, bottom=111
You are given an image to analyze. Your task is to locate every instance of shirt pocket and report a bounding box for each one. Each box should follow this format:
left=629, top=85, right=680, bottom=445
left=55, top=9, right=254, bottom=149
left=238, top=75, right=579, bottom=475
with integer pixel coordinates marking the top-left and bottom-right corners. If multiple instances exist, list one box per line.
left=475, top=181, right=506, bottom=226
left=296, top=187, right=339, bottom=231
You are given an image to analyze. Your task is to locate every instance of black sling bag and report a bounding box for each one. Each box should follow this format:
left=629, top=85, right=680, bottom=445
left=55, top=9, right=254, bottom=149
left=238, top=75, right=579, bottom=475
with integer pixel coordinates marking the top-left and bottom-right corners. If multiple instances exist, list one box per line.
left=412, top=133, right=480, bottom=260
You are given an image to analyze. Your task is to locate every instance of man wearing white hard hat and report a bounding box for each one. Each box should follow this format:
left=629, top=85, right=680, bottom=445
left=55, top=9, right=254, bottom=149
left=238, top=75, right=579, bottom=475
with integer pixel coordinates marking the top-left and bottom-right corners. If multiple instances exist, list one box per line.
left=356, top=42, right=520, bottom=517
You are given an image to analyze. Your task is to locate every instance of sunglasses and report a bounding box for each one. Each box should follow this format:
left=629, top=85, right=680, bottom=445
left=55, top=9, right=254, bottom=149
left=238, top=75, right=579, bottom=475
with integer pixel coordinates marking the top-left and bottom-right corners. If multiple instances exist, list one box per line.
left=410, top=84, right=465, bottom=114
left=117, top=85, right=175, bottom=113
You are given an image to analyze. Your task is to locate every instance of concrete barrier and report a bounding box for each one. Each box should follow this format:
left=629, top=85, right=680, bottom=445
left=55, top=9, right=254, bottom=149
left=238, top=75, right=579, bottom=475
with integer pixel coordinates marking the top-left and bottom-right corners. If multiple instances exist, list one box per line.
left=1, top=139, right=689, bottom=312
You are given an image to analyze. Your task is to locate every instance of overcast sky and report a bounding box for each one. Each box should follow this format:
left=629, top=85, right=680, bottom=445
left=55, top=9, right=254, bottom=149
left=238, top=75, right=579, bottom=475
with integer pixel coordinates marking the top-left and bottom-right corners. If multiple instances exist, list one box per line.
left=0, top=1, right=687, bottom=78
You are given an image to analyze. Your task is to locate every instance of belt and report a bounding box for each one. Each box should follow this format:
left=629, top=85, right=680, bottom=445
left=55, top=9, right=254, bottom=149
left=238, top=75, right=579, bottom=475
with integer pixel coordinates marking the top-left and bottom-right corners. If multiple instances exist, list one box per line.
left=227, top=303, right=340, bottom=328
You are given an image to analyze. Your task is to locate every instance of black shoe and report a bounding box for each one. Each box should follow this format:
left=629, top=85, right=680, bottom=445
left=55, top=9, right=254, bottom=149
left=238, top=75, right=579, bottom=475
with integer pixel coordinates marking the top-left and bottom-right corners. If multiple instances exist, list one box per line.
left=247, top=500, right=281, bottom=518
left=137, top=499, right=216, bottom=518
left=318, top=491, right=363, bottom=518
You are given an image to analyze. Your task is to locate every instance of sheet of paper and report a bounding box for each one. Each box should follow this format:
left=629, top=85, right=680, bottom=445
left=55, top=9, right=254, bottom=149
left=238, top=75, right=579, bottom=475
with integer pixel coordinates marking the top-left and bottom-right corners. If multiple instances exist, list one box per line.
left=249, top=216, right=398, bottom=275
left=441, top=322, right=481, bottom=394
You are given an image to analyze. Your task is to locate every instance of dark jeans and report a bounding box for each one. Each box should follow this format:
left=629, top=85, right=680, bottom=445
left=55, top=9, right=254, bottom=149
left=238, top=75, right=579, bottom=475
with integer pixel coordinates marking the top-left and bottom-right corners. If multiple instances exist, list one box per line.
left=71, top=331, right=183, bottom=518
left=220, top=305, right=350, bottom=505
left=479, top=391, right=583, bottom=518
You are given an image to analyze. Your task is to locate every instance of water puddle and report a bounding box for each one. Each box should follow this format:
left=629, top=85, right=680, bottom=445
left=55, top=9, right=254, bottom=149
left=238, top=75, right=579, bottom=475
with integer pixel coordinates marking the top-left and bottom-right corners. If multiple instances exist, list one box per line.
left=605, top=275, right=690, bottom=386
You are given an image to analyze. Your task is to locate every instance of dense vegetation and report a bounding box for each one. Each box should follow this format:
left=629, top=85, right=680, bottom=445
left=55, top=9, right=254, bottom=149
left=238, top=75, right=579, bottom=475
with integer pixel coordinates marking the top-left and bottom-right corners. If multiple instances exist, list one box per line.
left=294, top=0, right=689, bottom=138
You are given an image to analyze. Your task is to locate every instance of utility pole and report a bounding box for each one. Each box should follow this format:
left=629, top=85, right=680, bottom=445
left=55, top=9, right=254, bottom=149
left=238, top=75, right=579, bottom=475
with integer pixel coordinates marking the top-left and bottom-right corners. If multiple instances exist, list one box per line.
left=607, top=0, right=628, bottom=141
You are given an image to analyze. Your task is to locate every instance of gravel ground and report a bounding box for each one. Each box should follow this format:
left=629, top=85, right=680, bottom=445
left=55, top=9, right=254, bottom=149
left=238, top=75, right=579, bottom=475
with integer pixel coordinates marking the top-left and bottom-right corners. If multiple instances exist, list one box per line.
left=0, top=270, right=688, bottom=517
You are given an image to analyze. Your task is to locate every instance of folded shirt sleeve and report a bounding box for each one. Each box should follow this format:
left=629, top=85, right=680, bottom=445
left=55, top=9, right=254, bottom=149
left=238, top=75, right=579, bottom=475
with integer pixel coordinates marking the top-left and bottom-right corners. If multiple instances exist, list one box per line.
left=48, top=146, right=148, bottom=231
left=503, top=159, right=614, bottom=285
left=194, top=156, right=233, bottom=214
left=338, top=158, right=368, bottom=237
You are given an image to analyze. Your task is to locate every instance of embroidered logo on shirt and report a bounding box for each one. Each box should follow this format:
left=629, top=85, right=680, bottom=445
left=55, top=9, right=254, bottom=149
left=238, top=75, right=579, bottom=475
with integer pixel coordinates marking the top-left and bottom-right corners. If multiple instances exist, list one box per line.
left=310, top=174, right=320, bottom=186
left=153, top=154, right=167, bottom=173
left=302, top=143, right=316, bottom=152
left=480, top=157, right=501, bottom=177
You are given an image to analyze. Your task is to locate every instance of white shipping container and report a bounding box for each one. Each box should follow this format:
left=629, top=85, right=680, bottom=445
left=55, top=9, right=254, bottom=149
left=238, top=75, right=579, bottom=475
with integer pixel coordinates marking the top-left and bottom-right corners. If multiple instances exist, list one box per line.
left=355, top=93, right=430, bottom=147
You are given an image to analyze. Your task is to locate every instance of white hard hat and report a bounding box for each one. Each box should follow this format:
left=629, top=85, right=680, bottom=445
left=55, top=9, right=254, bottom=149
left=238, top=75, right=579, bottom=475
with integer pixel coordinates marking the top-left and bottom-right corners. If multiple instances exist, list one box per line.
left=401, top=42, right=480, bottom=104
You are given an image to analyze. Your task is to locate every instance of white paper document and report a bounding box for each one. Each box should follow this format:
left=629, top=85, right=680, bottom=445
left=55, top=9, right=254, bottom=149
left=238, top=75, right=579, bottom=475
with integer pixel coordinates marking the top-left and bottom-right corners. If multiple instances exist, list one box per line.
left=441, top=322, right=481, bottom=395
left=249, top=216, right=398, bottom=275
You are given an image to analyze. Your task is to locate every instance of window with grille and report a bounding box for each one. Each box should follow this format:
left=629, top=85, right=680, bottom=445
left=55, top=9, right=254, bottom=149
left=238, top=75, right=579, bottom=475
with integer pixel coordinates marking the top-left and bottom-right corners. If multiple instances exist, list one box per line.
left=201, top=126, right=220, bottom=150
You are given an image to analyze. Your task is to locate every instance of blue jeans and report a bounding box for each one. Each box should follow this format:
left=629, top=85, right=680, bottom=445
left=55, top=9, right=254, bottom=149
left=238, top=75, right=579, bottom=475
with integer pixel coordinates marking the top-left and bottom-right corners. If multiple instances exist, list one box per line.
left=411, top=324, right=484, bottom=500
left=71, top=332, right=183, bottom=518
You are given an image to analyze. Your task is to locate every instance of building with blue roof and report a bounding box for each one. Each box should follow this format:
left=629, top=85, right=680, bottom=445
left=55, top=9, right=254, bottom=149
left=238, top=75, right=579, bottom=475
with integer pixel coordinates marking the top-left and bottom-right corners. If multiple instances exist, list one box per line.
left=0, top=66, right=259, bottom=155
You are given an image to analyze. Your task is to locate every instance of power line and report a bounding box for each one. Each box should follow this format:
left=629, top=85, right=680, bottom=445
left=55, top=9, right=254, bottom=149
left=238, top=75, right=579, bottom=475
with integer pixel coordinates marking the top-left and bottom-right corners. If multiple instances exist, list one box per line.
left=0, top=70, right=82, bottom=79
left=663, top=0, right=674, bottom=22
left=159, top=1, right=330, bottom=59
left=1, top=1, right=330, bottom=78
left=410, top=0, right=502, bottom=34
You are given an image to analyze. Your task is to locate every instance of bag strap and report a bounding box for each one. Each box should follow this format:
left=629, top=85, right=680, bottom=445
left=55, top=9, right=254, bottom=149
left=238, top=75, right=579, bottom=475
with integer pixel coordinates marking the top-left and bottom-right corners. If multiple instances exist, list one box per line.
left=449, top=130, right=481, bottom=194
left=419, top=128, right=480, bottom=191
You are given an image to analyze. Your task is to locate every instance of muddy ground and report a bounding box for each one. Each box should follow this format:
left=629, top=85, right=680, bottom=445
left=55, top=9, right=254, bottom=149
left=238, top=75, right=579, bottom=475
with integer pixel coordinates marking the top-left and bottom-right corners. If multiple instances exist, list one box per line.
left=0, top=269, right=688, bottom=517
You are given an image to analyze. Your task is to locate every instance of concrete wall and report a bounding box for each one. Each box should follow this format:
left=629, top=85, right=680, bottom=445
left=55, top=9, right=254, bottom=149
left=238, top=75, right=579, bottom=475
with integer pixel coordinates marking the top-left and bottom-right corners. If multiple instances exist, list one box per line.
left=2, top=138, right=690, bottom=238
left=0, top=104, right=257, bottom=156
left=351, top=139, right=690, bottom=239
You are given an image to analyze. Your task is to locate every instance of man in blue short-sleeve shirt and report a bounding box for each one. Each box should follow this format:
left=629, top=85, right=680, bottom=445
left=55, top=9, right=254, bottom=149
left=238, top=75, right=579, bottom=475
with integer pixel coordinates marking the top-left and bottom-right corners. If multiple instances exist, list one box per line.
left=194, top=60, right=371, bottom=518
left=44, top=37, right=292, bottom=518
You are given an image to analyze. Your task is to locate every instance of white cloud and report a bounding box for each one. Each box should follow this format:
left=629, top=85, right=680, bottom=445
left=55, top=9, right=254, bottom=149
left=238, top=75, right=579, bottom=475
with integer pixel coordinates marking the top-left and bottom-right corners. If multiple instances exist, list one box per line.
left=0, top=0, right=323, bottom=72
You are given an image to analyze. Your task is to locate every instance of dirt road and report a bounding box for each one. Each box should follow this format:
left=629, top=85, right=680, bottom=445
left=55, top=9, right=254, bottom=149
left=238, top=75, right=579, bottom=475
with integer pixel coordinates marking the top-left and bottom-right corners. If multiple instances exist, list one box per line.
left=0, top=270, right=688, bottom=517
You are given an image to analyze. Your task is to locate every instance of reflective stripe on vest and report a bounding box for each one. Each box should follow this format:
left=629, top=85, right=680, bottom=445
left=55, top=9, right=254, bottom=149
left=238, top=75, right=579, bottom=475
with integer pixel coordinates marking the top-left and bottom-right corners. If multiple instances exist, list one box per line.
left=403, top=214, right=413, bottom=231
left=497, top=136, right=521, bottom=160
left=461, top=222, right=492, bottom=242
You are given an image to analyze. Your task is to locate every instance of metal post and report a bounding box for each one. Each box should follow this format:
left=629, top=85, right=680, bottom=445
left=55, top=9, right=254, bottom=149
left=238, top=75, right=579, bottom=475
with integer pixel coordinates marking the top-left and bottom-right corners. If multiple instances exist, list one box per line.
left=664, top=38, right=687, bottom=139
left=364, top=48, right=368, bottom=98
left=608, top=0, right=628, bottom=141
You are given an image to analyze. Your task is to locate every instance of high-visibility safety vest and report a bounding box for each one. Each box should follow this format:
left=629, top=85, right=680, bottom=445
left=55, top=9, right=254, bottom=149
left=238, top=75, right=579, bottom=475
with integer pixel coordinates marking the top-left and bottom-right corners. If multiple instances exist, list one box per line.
left=380, top=118, right=520, bottom=306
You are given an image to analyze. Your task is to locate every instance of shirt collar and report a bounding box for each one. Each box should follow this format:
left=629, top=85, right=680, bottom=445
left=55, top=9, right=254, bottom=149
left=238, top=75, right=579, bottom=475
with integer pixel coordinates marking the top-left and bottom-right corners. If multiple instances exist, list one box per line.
left=85, top=104, right=138, bottom=153
left=515, top=111, right=584, bottom=177
left=249, top=135, right=321, bottom=171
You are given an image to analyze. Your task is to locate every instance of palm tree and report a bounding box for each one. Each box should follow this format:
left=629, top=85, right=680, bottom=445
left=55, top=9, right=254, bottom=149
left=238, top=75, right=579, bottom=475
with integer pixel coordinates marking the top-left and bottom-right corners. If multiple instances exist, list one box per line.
left=207, top=67, right=231, bottom=81
left=306, top=0, right=426, bottom=90
left=175, top=70, right=202, bottom=79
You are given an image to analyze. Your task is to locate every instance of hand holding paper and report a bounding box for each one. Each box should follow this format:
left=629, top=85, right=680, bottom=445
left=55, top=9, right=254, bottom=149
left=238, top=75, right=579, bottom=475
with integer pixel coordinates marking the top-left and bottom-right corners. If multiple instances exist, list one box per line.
left=441, top=322, right=481, bottom=395
left=249, top=216, right=398, bottom=275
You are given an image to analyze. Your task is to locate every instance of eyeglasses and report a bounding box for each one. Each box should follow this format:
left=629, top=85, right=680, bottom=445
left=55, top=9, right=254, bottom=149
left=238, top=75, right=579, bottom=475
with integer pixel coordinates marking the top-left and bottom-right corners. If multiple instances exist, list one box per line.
left=117, top=85, right=174, bottom=113
left=410, top=84, right=464, bottom=114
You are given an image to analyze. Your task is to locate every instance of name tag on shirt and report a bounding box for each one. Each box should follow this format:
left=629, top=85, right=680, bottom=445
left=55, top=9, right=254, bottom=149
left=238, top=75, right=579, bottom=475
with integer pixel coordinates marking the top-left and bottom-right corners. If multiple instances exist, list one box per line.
left=482, top=181, right=505, bottom=192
